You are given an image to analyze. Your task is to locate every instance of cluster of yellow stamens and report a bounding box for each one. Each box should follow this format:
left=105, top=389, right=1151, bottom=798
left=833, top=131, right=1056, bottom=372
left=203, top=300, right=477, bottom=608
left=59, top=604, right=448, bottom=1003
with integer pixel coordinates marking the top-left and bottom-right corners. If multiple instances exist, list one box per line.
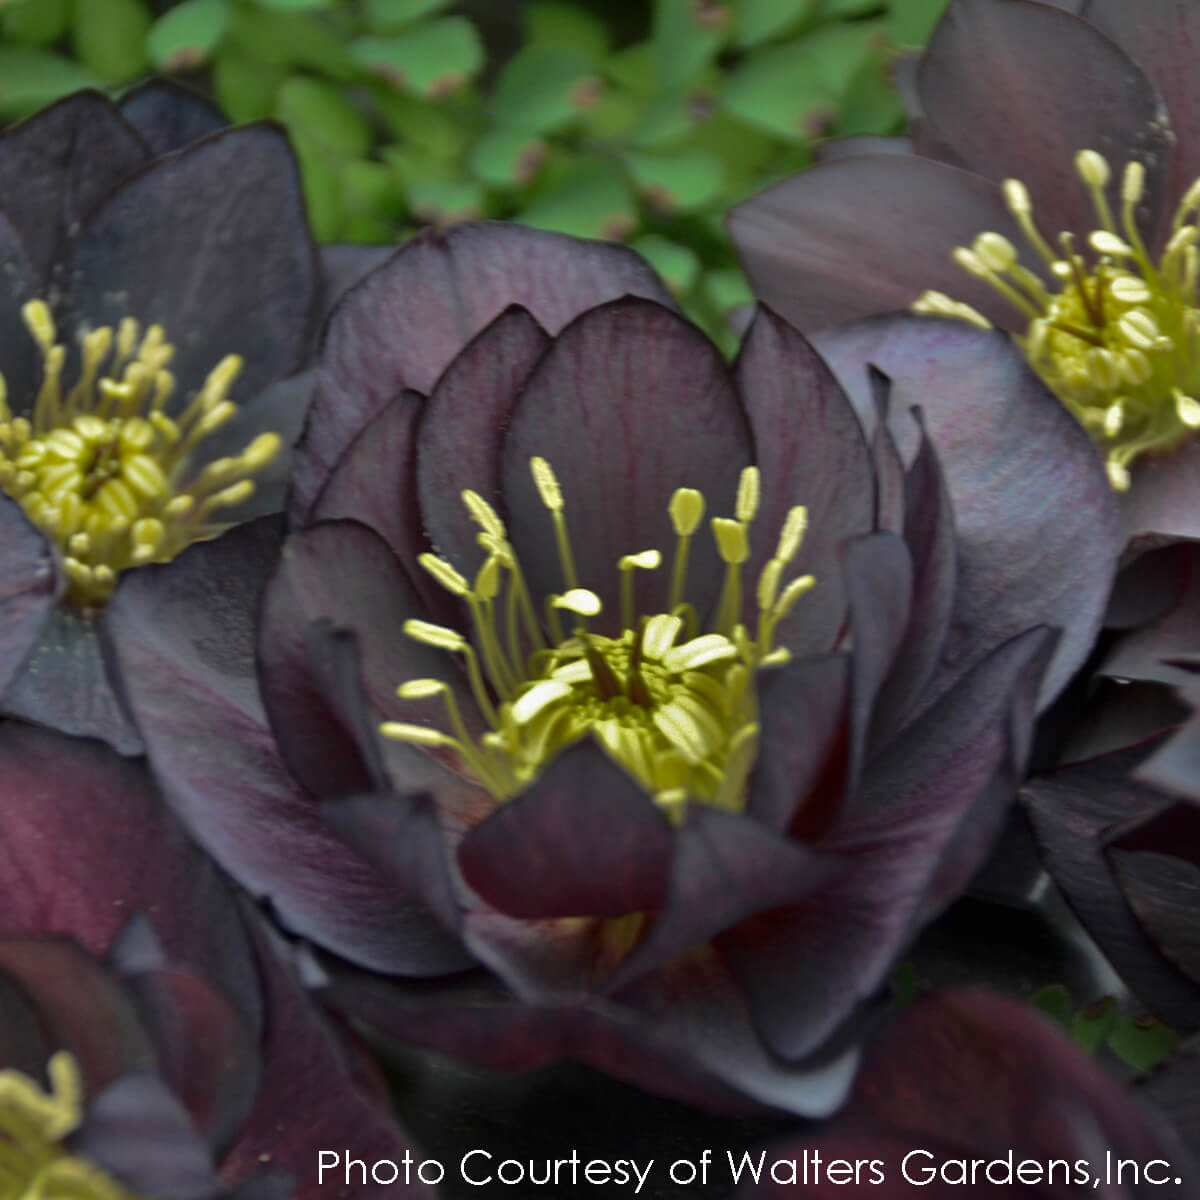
left=381, top=458, right=814, bottom=820
left=914, top=149, right=1200, bottom=490
left=0, top=1052, right=136, bottom=1200
left=0, top=301, right=280, bottom=608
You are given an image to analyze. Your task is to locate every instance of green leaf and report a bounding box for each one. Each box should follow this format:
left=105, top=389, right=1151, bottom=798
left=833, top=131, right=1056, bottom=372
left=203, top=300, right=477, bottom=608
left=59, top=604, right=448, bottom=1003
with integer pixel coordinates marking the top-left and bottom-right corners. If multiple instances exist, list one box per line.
left=368, top=83, right=473, bottom=158
left=251, top=0, right=335, bottom=9
left=819, top=0, right=884, bottom=16
left=732, top=0, right=812, bottom=48
left=2, top=0, right=71, bottom=48
left=889, top=0, right=950, bottom=45
left=469, top=127, right=548, bottom=189
left=1070, top=996, right=1118, bottom=1055
left=290, top=129, right=342, bottom=242
left=652, top=0, right=733, bottom=90
left=227, top=6, right=355, bottom=78
left=0, top=48, right=96, bottom=119
left=72, top=0, right=152, bottom=83
left=212, top=50, right=286, bottom=121
left=341, top=158, right=406, bottom=221
left=276, top=76, right=372, bottom=160
left=517, top=156, right=638, bottom=242
left=631, top=234, right=700, bottom=296
left=408, top=178, right=485, bottom=225
left=629, top=83, right=716, bottom=150
left=349, top=19, right=484, bottom=98
left=364, top=0, right=452, bottom=32
left=624, top=148, right=724, bottom=212
left=605, top=43, right=659, bottom=98
left=835, top=41, right=904, bottom=137
left=1106, top=1015, right=1181, bottom=1072
left=1031, top=984, right=1073, bottom=1031
left=147, top=0, right=230, bottom=73
left=524, top=1, right=610, bottom=62
left=491, top=46, right=599, bottom=133
left=704, top=267, right=754, bottom=316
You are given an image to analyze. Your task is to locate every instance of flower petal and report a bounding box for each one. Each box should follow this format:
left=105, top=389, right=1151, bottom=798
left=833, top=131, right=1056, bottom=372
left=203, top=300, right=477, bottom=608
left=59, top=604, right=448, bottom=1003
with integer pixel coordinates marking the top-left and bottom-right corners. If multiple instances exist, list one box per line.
left=733, top=307, right=875, bottom=655
left=117, top=79, right=226, bottom=156
left=293, top=222, right=674, bottom=520
left=728, top=156, right=1026, bottom=331
left=500, top=297, right=750, bottom=630
left=917, top=0, right=1171, bottom=243
left=66, top=124, right=316, bottom=400
left=417, top=306, right=551, bottom=574
left=814, top=315, right=1118, bottom=709
left=458, top=739, right=673, bottom=919
left=0, top=90, right=148, bottom=283
left=0, top=493, right=58, bottom=698
left=1122, top=438, right=1200, bottom=548
left=0, top=209, right=40, bottom=404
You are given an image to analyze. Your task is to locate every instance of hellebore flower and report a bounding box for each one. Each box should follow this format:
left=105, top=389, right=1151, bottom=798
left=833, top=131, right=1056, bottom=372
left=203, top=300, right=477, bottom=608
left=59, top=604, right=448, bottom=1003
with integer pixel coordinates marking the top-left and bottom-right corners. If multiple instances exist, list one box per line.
left=0, top=719, right=433, bottom=1198
left=107, top=224, right=1116, bottom=1114
left=732, top=990, right=1199, bottom=1197
left=729, top=0, right=1200, bottom=545
left=0, top=85, right=319, bottom=751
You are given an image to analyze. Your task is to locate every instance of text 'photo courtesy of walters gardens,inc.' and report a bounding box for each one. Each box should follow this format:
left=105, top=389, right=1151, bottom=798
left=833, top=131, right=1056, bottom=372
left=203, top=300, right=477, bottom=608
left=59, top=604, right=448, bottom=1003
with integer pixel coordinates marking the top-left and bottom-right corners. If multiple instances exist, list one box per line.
left=316, top=1148, right=1193, bottom=1192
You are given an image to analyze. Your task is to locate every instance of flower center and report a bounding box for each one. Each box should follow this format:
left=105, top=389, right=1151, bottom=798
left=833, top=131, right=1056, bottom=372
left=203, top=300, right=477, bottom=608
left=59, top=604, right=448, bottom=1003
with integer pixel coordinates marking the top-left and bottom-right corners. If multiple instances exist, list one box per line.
left=381, top=458, right=814, bottom=820
left=0, top=1052, right=137, bottom=1200
left=0, top=301, right=280, bottom=609
left=913, top=150, right=1200, bottom=490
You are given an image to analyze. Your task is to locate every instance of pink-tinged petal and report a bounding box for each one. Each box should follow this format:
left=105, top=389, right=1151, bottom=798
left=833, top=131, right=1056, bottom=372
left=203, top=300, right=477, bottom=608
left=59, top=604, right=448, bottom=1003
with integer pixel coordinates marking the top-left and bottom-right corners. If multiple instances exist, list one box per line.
left=458, top=740, right=673, bottom=919
left=0, top=90, right=149, bottom=282
left=1024, top=744, right=1200, bottom=1032
left=117, top=79, right=226, bottom=156
left=67, top=124, right=316, bottom=400
left=417, top=307, right=550, bottom=574
left=731, top=627, right=1053, bottom=1060
left=1083, top=0, right=1200, bottom=208
left=918, top=0, right=1171, bottom=244
left=750, top=653, right=851, bottom=835
left=728, top=156, right=1026, bottom=332
left=733, top=308, right=875, bottom=655
left=814, top=315, right=1118, bottom=710
left=293, top=223, right=674, bottom=520
left=5, top=605, right=141, bottom=754
left=106, top=519, right=455, bottom=977
left=500, top=298, right=750, bottom=631
left=220, top=934, right=437, bottom=1200
left=1121, top=437, right=1200, bottom=550
left=0, top=493, right=58, bottom=697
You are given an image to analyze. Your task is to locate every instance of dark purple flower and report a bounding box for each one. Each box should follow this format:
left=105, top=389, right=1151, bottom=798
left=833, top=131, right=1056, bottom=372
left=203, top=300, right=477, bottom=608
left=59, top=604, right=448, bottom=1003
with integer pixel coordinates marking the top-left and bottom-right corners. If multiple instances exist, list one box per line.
left=108, top=224, right=1116, bottom=1114
left=730, top=0, right=1200, bottom=547
left=733, top=989, right=1198, bottom=1197
left=0, top=719, right=431, bottom=1199
left=0, top=86, right=319, bottom=752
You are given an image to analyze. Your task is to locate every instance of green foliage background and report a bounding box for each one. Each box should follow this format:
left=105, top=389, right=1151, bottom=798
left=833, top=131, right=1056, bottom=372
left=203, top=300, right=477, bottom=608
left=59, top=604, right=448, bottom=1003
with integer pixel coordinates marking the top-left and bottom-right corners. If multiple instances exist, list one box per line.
left=0, top=0, right=950, bottom=347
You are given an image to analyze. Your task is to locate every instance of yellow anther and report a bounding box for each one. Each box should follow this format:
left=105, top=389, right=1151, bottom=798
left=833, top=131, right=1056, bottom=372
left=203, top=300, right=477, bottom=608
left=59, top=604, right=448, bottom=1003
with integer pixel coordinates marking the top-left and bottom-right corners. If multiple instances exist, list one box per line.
left=403, top=619, right=466, bottom=651
left=1085, top=348, right=1120, bottom=391
left=774, top=573, right=816, bottom=620
left=241, top=432, right=281, bottom=471
left=1174, top=388, right=1200, bottom=428
left=973, top=232, right=1017, bottom=273
left=419, top=552, right=471, bottom=597
left=1107, top=459, right=1131, bottom=490
left=735, top=465, right=760, bottom=523
left=552, top=588, right=602, bottom=617
left=663, top=633, right=737, bottom=672
left=642, top=613, right=683, bottom=659
left=396, top=678, right=447, bottom=699
left=462, top=489, right=507, bottom=539
left=668, top=487, right=704, bottom=536
left=775, top=505, right=808, bottom=563
left=1110, top=276, right=1151, bottom=304
left=475, top=554, right=501, bottom=602
left=511, top=679, right=572, bottom=724
left=757, top=558, right=783, bottom=612
left=1075, top=148, right=1110, bottom=189
left=530, top=456, right=563, bottom=510
left=952, top=246, right=989, bottom=278
left=1090, top=231, right=1133, bottom=257
left=379, top=722, right=455, bottom=747
left=712, top=517, right=749, bottom=564
left=619, top=549, right=661, bottom=571
left=1103, top=402, right=1125, bottom=438
left=22, top=299, right=56, bottom=351
left=1003, top=178, right=1032, bottom=216
left=1123, top=160, right=1145, bottom=207
left=1118, top=310, right=1162, bottom=349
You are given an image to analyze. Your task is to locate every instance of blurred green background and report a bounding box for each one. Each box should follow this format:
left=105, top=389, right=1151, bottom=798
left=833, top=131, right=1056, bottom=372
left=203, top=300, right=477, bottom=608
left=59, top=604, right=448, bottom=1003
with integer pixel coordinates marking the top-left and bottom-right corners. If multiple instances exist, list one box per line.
left=0, top=0, right=949, bottom=349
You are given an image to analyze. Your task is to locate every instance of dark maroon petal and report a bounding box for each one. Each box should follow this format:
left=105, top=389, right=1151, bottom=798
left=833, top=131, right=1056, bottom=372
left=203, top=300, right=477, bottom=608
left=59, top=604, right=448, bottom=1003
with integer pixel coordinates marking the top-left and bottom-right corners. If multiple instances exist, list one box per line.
left=0, top=493, right=58, bottom=697
left=5, top=604, right=140, bottom=754
left=500, top=298, right=751, bottom=630
left=0, top=938, right=156, bottom=1094
left=315, top=243, right=395, bottom=329
left=417, top=306, right=550, bottom=574
left=728, top=156, right=1026, bottom=332
left=870, top=417, right=957, bottom=747
left=812, top=135, right=914, bottom=164
left=71, top=1074, right=221, bottom=1200
left=0, top=90, right=149, bottom=282
left=1082, top=0, right=1200, bottom=209
left=1122, top=437, right=1200, bottom=548
left=814, top=315, right=1118, bottom=709
left=1024, top=744, right=1200, bottom=1032
left=606, top=807, right=844, bottom=989
left=1106, top=543, right=1189, bottom=631
left=220, top=932, right=437, bottom=1200
left=459, top=740, right=672, bottom=919
left=918, top=0, right=1171, bottom=244
left=750, top=652, right=851, bottom=835
left=1140, top=705, right=1200, bottom=802
left=733, top=307, right=875, bottom=655
left=1138, top=1034, right=1200, bottom=1170
left=106, top=519, right=454, bottom=976
left=842, top=532, right=913, bottom=786
left=0, top=210, right=40, bottom=403
left=293, top=222, right=674, bottom=521
left=67, top=124, right=316, bottom=400
left=732, top=627, right=1053, bottom=1060
left=867, top=368, right=906, bottom=535
left=117, top=79, right=227, bottom=156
